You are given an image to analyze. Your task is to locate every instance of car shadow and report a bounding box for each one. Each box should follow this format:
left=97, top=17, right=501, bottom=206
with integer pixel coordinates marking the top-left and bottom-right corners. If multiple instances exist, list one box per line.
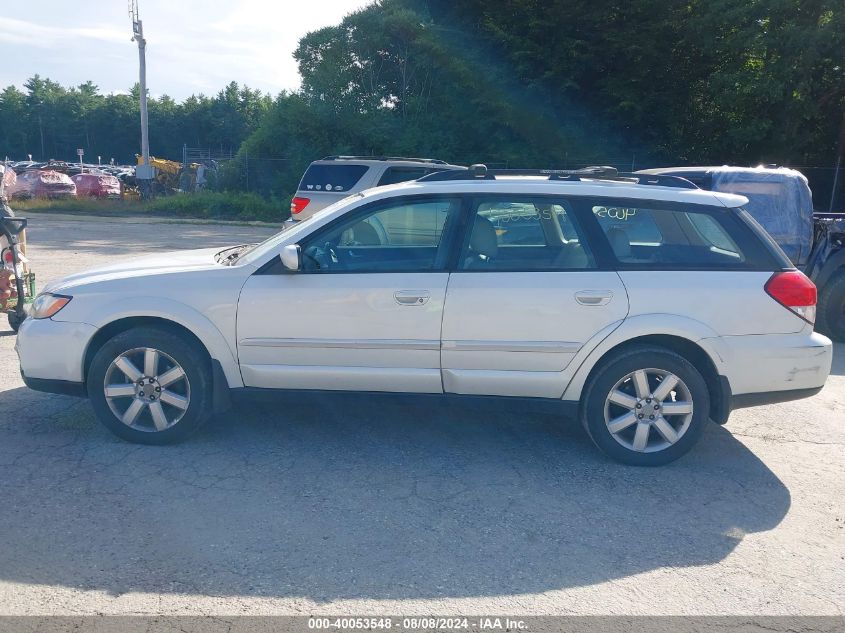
left=0, top=387, right=790, bottom=601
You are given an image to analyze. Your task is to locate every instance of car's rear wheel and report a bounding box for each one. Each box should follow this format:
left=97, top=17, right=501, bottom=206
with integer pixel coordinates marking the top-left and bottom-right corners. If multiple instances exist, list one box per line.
left=580, top=346, right=710, bottom=466
left=816, top=272, right=845, bottom=342
left=87, top=327, right=212, bottom=444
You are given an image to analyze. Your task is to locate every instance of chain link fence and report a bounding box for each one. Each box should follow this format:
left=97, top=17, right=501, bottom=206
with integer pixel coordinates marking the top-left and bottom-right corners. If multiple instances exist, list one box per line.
left=217, top=155, right=296, bottom=198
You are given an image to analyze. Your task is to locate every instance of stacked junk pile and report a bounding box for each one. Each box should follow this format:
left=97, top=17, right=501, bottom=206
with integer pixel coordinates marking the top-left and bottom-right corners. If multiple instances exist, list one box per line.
left=2, top=159, right=126, bottom=199
left=1, top=153, right=219, bottom=201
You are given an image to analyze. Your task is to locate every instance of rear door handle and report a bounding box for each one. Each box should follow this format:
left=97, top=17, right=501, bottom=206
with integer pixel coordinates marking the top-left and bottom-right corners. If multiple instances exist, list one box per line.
left=394, top=290, right=431, bottom=306
left=575, top=290, right=613, bottom=306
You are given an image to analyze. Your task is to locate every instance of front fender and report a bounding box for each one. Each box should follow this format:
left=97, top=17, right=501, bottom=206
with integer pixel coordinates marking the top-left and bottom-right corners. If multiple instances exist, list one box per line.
left=561, top=313, right=726, bottom=400
left=75, top=296, right=243, bottom=388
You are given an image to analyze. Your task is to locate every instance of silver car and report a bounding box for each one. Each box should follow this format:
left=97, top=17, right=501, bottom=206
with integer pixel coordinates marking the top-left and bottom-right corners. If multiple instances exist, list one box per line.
left=290, top=156, right=462, bottom=221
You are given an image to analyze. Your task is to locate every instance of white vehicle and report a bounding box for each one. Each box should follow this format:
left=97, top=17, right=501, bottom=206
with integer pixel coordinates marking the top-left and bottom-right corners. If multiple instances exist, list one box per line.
left=290, top=156, right=462, bottom=221
left=17, top=165, right=833, bottom=465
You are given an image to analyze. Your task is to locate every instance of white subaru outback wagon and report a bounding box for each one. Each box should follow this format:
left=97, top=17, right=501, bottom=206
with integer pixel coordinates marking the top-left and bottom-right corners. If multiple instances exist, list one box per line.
left=17, top=166, right=833, bottom=466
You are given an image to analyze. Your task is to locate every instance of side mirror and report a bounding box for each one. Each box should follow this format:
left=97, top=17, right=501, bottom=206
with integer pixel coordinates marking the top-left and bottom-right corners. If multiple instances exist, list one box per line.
left=280, top=244, right=301, bottom=272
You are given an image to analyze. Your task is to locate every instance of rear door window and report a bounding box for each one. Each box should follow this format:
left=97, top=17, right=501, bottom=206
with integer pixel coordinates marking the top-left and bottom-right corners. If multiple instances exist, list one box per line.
left=480, top=201, right=547, bottom=246
left=457, top=197, right=595, bottom=270
left=298, top=164, right=369, bottom=193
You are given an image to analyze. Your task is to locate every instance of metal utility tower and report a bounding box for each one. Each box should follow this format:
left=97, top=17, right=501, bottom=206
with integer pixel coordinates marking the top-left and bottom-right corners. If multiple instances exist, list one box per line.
left=129, top=0, right=153, bottom=196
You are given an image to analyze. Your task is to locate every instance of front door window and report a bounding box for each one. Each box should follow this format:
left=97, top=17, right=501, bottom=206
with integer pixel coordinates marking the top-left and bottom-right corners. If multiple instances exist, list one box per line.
left=301, top=197, right=460, bottom=272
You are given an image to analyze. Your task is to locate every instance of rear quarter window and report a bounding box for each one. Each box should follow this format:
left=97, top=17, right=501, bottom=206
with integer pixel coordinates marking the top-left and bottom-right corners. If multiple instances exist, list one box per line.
left=298, top=164, right=369, bottom=193
left=735, top=208, right=794, bottom=269
left=581, top=198, right=780, bottom=270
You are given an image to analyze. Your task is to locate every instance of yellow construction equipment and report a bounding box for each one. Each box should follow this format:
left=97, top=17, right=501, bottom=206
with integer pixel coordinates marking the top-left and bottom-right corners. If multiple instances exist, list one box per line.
left=136, top=155, right=203, bottom=195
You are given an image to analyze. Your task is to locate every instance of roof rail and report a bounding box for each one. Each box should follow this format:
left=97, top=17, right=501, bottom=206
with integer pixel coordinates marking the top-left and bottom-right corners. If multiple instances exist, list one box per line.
left=321, top=155, right=448, bottom=164
left=417, top=164, right=698, bottom=189
left=614, top=172, right=699, bottom=189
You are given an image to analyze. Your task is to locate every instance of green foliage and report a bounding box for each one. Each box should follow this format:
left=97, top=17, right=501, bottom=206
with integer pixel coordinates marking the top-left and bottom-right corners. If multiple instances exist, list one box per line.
left=1, top=0, right=843, bottom=205
left=237, top=0, right=627, bottom=194
left=13, top=191, right=286, bottom=223
left=422, top=0, right=845, bottom=164
left=239, top=0, right=844, bottom=195
left=141, top=191, right=285, bottom=222
left=0, top=78, right=271, bottom=164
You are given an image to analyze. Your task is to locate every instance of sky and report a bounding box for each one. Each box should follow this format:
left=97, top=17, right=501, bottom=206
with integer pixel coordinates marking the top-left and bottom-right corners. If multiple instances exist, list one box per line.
left=0, top=0, right=372, bottom=100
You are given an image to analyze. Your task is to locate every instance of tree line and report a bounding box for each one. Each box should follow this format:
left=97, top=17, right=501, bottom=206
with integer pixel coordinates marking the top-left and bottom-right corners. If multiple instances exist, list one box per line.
left=1, top=0, right=842, bottom=197
left=0, top=76, right=270, bottom=165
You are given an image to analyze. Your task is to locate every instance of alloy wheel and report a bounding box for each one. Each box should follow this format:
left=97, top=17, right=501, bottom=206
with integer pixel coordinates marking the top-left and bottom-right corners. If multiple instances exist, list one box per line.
left=603, top=368, right=694, bottom=453
left=103, top=347, right=191, bottom=432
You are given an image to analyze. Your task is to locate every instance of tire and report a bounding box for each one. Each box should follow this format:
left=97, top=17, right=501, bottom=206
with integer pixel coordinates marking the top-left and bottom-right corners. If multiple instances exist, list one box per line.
left=87, top=326, right=213, bottom=445
left=580, top=345, right=711, bottom=466
left=816, top=272, right=845, bottom=342
left=7, top=310, right=23, bottom=332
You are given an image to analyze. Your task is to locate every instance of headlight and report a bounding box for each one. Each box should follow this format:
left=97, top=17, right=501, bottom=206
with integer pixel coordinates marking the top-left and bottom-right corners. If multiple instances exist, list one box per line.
left=31, top=293, right=72, bottom=319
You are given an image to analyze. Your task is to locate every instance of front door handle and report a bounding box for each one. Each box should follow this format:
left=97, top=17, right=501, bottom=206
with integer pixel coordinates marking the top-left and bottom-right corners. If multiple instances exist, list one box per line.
left=394, top=290, right=431, bottom=306
left=575, top=290, right=613, bottom=306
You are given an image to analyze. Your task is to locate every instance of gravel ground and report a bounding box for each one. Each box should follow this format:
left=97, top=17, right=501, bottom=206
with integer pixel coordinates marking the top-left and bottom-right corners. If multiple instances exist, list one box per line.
left=0, top=215, right=842, bottom=616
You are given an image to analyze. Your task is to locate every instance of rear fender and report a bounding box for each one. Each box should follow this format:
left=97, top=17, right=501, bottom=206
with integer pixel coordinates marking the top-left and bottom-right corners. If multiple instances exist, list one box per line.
left=561, top=314, right=725, bottom=400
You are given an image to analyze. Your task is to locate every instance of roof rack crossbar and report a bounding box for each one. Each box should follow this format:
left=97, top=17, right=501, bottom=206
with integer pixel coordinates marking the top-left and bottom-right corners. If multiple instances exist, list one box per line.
left=417, top=164, right=698, bottom=188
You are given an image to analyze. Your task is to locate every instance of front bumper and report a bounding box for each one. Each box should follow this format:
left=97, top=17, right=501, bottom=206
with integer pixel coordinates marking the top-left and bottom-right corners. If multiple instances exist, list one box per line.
left=21, top=372, right=86, bottom=397
left=16, top=317, right=97, bottom=385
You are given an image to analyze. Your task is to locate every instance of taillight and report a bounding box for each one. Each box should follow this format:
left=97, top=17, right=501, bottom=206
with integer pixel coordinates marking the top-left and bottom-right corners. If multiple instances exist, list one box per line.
left=291, top=196, right=310, bottom=215
left=765, top=270, right=817, bottom=324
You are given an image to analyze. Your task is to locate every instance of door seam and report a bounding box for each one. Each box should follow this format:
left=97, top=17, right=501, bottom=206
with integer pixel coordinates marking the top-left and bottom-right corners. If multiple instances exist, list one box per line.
left=439, top=272, right=452, bottom=394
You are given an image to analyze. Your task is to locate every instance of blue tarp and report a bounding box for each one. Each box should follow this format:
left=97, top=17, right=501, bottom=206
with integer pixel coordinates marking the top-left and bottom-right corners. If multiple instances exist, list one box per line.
left=710, top=167, right=814, bottom=266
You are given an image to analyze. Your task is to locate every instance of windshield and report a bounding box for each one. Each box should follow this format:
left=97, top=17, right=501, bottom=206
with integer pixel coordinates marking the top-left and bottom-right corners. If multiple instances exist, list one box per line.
left=236, top=193, right=366, bottom=266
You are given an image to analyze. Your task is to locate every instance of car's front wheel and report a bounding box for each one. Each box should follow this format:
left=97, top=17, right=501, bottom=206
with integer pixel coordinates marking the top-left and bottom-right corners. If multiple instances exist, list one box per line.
left=87, top=327, right=213, bottom=444
left=580, top=345, right=710, bottom=466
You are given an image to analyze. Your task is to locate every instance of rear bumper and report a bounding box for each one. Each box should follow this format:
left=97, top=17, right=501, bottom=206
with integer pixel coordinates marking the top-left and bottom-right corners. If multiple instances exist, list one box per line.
left=716, top=330, right=832, bottom=398
left=731, top=386, right=824, bottom=410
